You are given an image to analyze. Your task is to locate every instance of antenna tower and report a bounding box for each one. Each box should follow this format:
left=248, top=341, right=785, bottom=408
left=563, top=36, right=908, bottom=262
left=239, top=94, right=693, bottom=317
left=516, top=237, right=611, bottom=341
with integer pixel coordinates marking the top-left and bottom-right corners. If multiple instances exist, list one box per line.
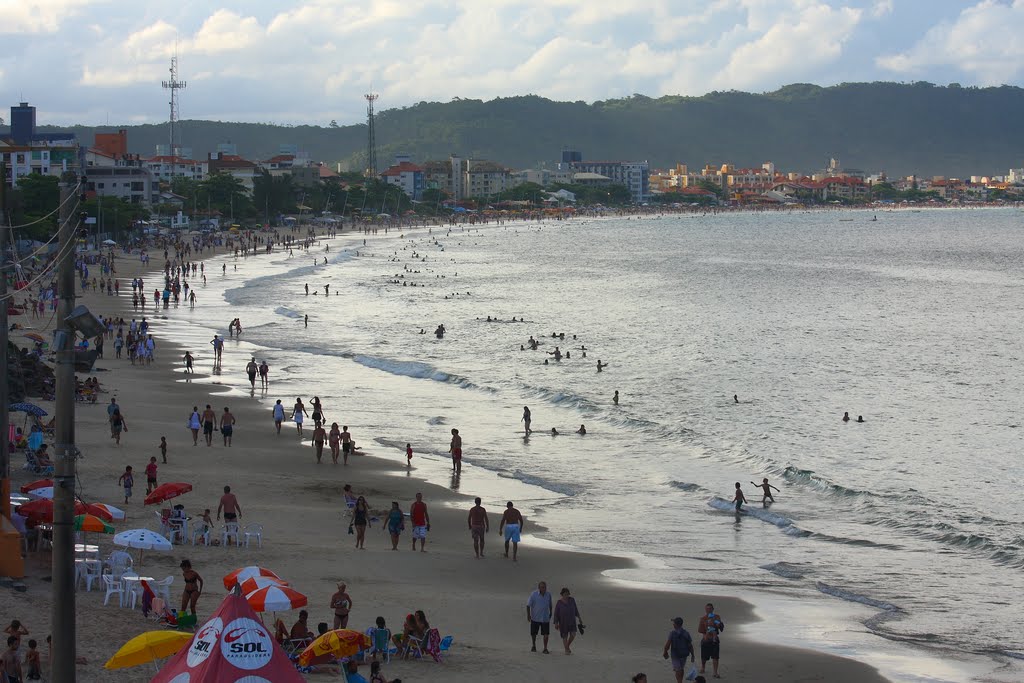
left=162, top=52, right=187, bottom=170
left=365, top=92, right=379, bottom=177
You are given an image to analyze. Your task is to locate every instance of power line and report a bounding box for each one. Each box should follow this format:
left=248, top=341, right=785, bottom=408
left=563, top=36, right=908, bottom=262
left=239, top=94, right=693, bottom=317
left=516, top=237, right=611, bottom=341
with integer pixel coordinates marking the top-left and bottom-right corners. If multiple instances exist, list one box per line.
left=0, top=208, right=81, bottom=303
left=1, top=181, right=82, bottom=230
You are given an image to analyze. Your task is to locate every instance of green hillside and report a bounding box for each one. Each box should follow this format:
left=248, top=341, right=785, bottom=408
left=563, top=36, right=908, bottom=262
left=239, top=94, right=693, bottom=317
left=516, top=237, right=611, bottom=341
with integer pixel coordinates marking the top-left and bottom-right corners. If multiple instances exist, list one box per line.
left=20, top=82, right=1024, bottom=177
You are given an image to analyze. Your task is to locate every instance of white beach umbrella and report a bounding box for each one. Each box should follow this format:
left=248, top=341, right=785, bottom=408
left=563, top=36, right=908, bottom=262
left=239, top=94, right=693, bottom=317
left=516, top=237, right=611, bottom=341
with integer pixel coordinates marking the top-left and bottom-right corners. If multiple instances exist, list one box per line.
left=27, top=487, right=55, bottom=499
left=113, top=528, right=172, bottom=564
left=91, top=503, right=126, bottom=521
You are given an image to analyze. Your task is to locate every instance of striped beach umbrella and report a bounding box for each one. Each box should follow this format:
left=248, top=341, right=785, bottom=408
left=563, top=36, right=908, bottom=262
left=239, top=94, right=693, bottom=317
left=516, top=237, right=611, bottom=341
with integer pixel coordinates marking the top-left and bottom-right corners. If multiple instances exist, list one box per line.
left=73, top=514, right=115, bottom=534
left=238, top=575, right=289, bottom=595
left=90, top=503, right=126, bottom=521
left=223, top=566, right=285, bottom=591
left=245, top=584, right=307, bottom=612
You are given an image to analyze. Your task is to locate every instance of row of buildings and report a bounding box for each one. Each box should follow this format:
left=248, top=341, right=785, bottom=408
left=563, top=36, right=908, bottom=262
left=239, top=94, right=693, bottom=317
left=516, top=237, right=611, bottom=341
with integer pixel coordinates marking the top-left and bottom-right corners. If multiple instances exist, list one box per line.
left=3, top=102, right=1022, bottom=211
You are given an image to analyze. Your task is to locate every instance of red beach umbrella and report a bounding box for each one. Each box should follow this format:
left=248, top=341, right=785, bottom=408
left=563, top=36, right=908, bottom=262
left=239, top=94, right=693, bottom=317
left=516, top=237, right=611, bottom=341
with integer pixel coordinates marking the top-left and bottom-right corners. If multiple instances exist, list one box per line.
left=20, top=479, right=53, bottom=493
left=15, top=499, right=88, bottom=524
left=223, top=566, right=285, bottom=591
left=144, top=482, right=193, bottom=506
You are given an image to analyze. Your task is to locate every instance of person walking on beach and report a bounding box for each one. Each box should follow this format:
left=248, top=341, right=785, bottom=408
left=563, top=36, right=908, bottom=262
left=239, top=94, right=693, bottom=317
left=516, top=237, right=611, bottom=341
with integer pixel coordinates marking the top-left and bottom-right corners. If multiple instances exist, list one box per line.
left=468, top=497, right=489, bottom=558
left=188, top=407, right=201, bottom=446
left=732, top=482, right=747, bottom=513
left=329, top=423, right=342, bottom=464
left=118, top=466, right=134, bottom=504
left=341, top=425, right=353, bottom=465
left=200, top=405, right=217, bottom=448
left=145, top=457, right=159, bottom=495
left=522, top=406, right=532, bottom=434
left=245, top=357, right=258, bottom=389
left=698, top=603, right=724, bottom=678
left=526, top=581, right=552, bottom=654
left=109, top=408, right=127, bottom=446
left=500, top=501, right=524, bottom=561
left=449, top=428, right=463, bottom=474
left=220, top=407, right=236, bottom=447
left=273, top=400, right=285, bottom=434
left=410, top=493, right=430, bottom=552
left=330, top=582, right=352, bottom=629
left=663, top=617, right=695, bottom=683
left=351, top=497, right=370, bottom=549
left=293, top=398, right=308, bottom=436
left=553, top=587, right=583, bottom=655
left=751, top=478, right=780, bottom=505
left=258, top=360, right=269, bottom=388
left=312, top=423, right=326, bottom=463
left=183, top=351, right=194, bottom=373
left=217, top=485, right=242, bottom=523
left=210, top=335, right=223, bottom=362
left=386, top=501, right=405, bottom=550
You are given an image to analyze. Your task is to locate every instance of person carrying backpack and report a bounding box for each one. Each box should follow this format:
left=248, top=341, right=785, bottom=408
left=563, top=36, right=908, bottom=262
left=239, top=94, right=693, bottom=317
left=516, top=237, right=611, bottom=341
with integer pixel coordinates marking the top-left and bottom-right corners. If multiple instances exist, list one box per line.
left=663, top=616, right=695, bottom=683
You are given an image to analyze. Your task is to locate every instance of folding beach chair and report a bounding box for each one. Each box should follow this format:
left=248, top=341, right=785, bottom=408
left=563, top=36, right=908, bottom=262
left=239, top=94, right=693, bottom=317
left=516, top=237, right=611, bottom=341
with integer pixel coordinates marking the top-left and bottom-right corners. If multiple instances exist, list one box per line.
left=423, top=628, right=444, bottom=662
left=364, top=627, right=391, bottom=662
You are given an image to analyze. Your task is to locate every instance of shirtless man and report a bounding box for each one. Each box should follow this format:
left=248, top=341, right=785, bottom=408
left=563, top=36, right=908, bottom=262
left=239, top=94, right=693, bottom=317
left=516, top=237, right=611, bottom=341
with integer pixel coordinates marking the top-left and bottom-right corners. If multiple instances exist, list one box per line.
left=245, top=357, right=258, bottom=389
left=312, top=423, right=326, bottom=464
left=499, top=501, right=525, bottom=561
left=467, top=497, right=489, bottom=558
left=341, top=426, right=353, bottom=465
left=201, top=404, right=217, bottom=446
left=258, top=361, right=269, bottom=388
left=449, top=428, right=463, bottom=474
left=732, top=482, right=748, bottom=513
left=2, top=636, right=22, bottom=683
left=220, top=407, right=236, bottom=447
left=750, top=478, right=780, bottom=505
left=217, top=485, right=242, bottom=523
left=210, top=334, right=223, bottom=362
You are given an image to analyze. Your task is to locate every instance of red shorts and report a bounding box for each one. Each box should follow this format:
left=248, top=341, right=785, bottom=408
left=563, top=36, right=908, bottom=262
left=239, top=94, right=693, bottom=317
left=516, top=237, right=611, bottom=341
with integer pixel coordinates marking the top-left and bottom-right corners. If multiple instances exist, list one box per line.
left=452, top=448, right=462, bottom=460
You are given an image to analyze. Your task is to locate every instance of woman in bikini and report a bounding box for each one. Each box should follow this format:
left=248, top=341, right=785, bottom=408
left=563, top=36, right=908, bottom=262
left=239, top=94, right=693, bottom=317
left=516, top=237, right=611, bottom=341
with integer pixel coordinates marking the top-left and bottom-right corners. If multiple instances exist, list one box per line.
left=352, top=497, right=370, bottom=549
left=179, top=560, right=204, bottom=615
left=310, top=397, right=325, bottom=426
left=329, top=423, right=342, bottom=464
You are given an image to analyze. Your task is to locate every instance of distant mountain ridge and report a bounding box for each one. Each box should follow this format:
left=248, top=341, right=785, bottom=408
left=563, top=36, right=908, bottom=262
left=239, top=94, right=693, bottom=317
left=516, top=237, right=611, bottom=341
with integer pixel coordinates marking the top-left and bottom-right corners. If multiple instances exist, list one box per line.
left=15, top=82, right=1024, bottom=177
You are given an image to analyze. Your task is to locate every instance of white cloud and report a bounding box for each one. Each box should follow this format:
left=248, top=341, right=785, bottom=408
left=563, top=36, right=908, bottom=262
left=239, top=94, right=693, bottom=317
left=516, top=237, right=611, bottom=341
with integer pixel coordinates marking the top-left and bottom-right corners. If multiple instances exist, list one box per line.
left=871, top=0, right=894, bottom=18
left=0, top=0, right=99, bottom=34
left=877, top=0, right=1024, bottom=84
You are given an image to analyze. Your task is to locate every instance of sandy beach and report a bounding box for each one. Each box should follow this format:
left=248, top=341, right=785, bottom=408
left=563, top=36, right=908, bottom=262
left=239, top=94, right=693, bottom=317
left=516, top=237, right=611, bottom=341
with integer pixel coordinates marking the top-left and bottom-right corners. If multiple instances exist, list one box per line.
left=1, top=232, right=890, bottom=682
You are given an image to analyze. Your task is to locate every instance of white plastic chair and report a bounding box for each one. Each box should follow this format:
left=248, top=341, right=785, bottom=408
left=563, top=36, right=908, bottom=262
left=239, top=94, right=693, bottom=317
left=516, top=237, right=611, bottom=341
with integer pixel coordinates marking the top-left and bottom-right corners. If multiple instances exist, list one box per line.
left=221, top=522, right=240, bottom=547
left=79, top=560, right=102, bottom=592
left=107, top=551, right=133, bottom=579
left=102, top=575, right=124, bottom=607
left=168, top=519, right=187, bottom=545
left=243, top=523, right=263, bottom=549
left=152, top=575, right=174, bottom=604
left=192, top=525, right=211, bottom=546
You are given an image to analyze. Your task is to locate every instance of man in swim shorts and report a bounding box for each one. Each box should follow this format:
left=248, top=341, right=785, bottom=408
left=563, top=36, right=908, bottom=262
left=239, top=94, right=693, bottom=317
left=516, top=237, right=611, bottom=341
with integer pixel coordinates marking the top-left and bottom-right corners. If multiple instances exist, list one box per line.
left=449, top=428, right=462, bottom=474
left=732, top=482, right=747, bottom=513
left=217, top=485, right=242, bottom=523
left=697, top=603, right=725, bottom=678
left=410, top=492, right=430, bottom=552
left=245, top=357, right=258, bottom=389
left=341, top=425, right=353, bottom=464
left=220, top=407, right=236, bottom=447
left=201, top=404, right=217, bottom=446
left=468, top=497, right=489, bottom=558
left=499, top=501, right=524, bottom=561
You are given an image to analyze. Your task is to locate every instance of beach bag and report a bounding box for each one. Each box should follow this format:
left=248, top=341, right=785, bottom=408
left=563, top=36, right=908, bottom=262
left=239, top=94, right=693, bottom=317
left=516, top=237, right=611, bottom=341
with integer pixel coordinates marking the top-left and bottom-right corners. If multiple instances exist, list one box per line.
left=686, top=664, right=698, bottom=681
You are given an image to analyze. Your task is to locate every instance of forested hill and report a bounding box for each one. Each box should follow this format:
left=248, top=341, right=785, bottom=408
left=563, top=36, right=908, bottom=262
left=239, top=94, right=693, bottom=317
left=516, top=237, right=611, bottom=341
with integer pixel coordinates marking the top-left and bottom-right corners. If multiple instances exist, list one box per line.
left=22, top=82, right=1024, bottom=176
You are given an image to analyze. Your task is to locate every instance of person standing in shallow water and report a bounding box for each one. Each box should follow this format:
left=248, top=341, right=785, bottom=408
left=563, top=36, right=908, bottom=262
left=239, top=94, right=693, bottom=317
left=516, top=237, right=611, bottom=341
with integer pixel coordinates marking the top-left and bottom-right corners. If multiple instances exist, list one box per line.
left=449, top=428, right=462, bottom=474
left=522, top=406, right=532, bottom=434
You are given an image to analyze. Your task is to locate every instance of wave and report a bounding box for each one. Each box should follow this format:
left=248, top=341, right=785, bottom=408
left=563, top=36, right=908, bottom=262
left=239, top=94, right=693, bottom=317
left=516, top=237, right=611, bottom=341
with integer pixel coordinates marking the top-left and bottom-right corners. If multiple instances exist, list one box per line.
left=815, top=582, right=902, bottom=612
left=760, top=562, right=806, bottom=579
left=274, top=306, right=304, bottom=319
left=783, top=467, right=871, bottom=498
left=224, top=248, right=358, bottom=305
left=707, top=496, right=797, bottom=528
left=352, top=354, right=493, bottom=392
left=426, top=416, right=448, bottom=425
left=668, top=481, right=704, bottom=493
left=501, top=469, right=584, bottom=497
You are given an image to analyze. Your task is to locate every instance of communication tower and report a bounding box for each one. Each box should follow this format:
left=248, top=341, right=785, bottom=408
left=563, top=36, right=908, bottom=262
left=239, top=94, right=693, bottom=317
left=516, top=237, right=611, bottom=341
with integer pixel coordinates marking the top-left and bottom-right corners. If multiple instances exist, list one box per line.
left=365, top=92, right=379, bottom=177
left=162, top=52, right=187, bottom=170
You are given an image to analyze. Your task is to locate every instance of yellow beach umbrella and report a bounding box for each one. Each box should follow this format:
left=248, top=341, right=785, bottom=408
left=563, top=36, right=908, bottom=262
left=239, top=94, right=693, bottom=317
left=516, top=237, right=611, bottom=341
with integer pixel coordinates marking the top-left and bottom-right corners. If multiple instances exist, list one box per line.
left=104, top=631, right=193, bottom=670
left=298, top=629, right=371, bottom=666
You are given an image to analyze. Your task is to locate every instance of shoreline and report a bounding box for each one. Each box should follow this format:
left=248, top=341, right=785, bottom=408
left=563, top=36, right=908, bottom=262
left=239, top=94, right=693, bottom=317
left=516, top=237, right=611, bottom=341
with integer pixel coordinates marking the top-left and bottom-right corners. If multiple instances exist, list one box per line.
left=5, top=222, right=894, bottom=681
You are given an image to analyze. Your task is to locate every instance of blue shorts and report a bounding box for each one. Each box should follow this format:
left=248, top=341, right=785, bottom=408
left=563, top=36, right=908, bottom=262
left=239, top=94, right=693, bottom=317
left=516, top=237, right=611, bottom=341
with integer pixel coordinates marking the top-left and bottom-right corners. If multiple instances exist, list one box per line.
left=504, top=524, right=521, bottom=543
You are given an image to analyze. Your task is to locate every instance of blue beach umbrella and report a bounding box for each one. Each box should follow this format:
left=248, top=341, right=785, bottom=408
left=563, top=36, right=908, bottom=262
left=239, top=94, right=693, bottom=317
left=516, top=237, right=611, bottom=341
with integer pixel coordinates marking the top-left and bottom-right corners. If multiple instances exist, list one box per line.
left=9, top=402, right=48, bottom=417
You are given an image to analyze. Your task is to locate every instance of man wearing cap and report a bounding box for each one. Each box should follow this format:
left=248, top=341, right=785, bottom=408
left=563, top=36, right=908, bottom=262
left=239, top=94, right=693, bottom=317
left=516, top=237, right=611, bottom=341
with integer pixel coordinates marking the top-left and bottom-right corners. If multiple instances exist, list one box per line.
left=663, top=616, right=695, bottom=683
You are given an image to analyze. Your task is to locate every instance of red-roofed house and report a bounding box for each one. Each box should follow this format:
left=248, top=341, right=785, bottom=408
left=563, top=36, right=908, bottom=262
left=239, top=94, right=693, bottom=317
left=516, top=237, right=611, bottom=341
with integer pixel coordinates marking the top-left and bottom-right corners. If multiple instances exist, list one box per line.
left=208, top=152, right=259, bottom=192
left=381, top=160, right=425, bottom=199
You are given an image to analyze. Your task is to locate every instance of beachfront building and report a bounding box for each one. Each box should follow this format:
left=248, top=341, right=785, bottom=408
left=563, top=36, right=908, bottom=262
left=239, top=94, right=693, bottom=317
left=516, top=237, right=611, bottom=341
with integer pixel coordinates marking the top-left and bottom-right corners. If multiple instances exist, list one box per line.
left=82, top=129, right=157, bottom=206
left=207, top=152, right=260, bottom=193
left=424, top=155, right=466, bottom=201
left=568, top=159, right=650, bottom=203
left=0, top=102, right=81, bottom=187
left=380, top=156, right=425, bottom=200
left=143, top=155, right=208, bottom=183
left=464, top=159, right=513, bottom=199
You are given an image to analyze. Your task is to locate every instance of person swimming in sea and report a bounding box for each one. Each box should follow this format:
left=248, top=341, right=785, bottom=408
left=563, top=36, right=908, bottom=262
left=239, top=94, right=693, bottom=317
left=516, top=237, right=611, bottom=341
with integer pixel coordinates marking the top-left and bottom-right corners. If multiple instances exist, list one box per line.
left=550, top=428, right=559, bottom=436
left=750, top=478, right=780, bottom=505
left=576, top=424, right=586, bottom=435
left=842, top=412, right=850, bottom=422
left=549, top=347, right=562, bottom=361
left=856, top=415, right=865, bottom=423
left=734, top=394, right=739, bottom=403
left=613, top=390, right=619, bottom=405
left=597, top=360, right=608, bottom=372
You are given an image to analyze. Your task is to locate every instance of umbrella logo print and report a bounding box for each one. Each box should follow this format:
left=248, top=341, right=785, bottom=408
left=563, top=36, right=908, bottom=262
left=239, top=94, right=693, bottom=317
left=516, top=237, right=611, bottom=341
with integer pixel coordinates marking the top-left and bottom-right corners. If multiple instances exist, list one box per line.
left=187, top=617, right=222, bottom=668
left=221, top=618, right=273, bottom=670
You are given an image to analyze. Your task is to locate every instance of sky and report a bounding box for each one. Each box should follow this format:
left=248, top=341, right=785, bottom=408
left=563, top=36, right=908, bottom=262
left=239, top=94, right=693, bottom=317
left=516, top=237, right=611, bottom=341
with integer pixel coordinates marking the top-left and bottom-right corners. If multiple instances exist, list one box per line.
left=1, top=0, right=1023, bottom=127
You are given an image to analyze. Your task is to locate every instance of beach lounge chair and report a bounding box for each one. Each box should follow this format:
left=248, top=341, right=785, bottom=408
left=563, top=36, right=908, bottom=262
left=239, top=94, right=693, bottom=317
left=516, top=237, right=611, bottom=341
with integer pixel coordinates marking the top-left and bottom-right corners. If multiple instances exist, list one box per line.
left=23, top=451, right=54, bottom=476
left=365, top=627, right=391, bottom=662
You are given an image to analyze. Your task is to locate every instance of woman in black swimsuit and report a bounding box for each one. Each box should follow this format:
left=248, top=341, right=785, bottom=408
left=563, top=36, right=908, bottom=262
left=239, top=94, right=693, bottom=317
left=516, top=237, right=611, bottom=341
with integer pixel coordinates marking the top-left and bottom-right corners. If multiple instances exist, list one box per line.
left=351, top=497, right=370, bottom=549
left=310, top=396, right=325, bottom=426
left=180, top=559, right=204, bottom=615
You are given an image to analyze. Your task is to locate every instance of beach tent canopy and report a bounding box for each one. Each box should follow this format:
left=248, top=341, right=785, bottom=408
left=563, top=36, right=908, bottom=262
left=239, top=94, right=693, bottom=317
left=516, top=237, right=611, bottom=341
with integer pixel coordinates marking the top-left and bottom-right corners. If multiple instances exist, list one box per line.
left=150, top=591, right=304, bottom=682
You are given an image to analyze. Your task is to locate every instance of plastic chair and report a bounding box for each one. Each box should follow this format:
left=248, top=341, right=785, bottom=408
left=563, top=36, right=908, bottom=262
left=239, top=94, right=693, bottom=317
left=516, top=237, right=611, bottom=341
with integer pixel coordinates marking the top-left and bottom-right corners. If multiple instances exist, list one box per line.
left=80, top=560, right=102, bottom=592
left=243, top=523, right=263, bottom=549
left=152, top=576, right=174, bottom=603
left=168, top=519, right=187, bottom=545
left=221, top=522, right=240, bottom=547
left=439, top=635, right=453, bottom=654
left=192, top=525, right=211, bottom=546
left=107, top=551, right=133, bottom=579
left=102, top=575, right=124, bottom=607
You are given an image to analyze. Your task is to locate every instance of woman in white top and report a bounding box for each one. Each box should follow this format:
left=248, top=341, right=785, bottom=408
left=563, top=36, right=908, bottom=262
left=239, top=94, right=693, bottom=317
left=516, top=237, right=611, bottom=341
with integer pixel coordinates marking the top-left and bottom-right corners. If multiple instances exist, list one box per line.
left=188, top=406, right=202, bottom=446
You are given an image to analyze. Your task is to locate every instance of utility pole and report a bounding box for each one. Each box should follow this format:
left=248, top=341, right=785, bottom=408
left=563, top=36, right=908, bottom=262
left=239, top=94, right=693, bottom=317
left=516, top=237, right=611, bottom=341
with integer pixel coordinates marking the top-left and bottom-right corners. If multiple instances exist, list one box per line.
left=0, top=161, right=23, bottom=579
left=52, top=178, right=78, bottom=683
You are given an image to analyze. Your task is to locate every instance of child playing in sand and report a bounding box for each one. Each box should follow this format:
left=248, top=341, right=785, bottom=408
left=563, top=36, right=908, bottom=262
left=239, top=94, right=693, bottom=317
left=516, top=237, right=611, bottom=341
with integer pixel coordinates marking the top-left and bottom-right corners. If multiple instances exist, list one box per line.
left=159, top=436, right=168, bottom=463
left=118, top=466, right=134, bottom=504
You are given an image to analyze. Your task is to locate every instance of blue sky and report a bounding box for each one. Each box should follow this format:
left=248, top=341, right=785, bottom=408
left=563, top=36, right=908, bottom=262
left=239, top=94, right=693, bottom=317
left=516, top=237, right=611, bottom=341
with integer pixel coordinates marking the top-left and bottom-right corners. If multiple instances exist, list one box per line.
left=1, top=0, right=1022, bottom=127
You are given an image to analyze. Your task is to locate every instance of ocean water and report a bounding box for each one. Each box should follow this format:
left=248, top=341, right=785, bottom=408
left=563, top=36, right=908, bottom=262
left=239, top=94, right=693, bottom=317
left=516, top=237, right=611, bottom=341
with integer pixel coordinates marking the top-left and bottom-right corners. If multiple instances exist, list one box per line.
left=155, top=209, right=1024, bottom=682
